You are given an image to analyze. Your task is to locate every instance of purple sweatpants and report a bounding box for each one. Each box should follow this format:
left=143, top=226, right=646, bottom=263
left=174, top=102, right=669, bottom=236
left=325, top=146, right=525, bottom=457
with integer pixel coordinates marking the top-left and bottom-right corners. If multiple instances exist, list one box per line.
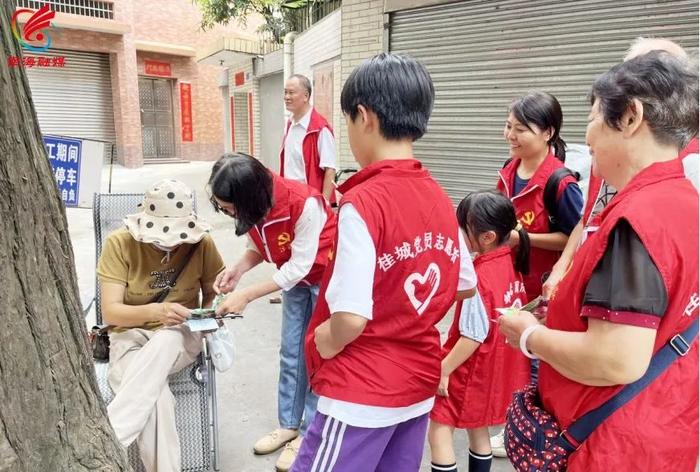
left=290, top=412, right=429, bottom=472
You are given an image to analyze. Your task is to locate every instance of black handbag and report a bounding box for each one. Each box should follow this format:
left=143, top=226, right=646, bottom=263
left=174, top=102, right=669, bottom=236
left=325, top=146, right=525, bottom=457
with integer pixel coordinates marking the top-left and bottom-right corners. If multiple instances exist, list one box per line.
left=90, top=242, right=200, bottom=361
left=90, top=325, right=111, bottom=361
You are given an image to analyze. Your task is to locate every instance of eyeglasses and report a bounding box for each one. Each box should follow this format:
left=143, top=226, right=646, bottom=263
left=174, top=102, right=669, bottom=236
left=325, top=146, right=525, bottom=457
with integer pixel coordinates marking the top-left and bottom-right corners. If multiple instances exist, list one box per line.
left=209, top=196, right=236, bottom=218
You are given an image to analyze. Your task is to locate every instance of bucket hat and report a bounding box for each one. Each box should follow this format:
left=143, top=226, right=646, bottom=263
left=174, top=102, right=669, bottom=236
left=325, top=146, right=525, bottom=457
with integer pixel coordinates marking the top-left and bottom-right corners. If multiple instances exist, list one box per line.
left=123, top=179, right=210, bottom=247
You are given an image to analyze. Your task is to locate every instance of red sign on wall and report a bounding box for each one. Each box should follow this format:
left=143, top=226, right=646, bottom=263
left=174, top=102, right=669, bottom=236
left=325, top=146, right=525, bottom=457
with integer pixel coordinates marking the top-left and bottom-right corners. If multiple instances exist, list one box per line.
left=145, top=60, right=171, bottom=77
left=180, top=83, right=193, bottom=142
left=234, top=71, right=245, bottom=86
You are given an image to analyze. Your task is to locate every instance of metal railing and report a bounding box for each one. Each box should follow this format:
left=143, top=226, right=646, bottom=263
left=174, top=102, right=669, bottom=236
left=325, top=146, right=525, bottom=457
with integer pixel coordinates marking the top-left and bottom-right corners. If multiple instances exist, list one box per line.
left=258, top=0, right=342, bottom=46
left=16, top=0, right=114, bottom=20
left=257, top=30, right=283, bottom=54
left=287, top=0, right=342, bottom=34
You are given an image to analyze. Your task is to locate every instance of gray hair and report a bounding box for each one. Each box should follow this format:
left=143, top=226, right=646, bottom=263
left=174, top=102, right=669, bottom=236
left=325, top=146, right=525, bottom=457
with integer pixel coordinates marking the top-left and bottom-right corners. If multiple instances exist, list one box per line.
left=288, top=74, right=312, bottom=97
left=625, top=36, right=689, bottom=61
left=591, top=51, right=699, bottom=149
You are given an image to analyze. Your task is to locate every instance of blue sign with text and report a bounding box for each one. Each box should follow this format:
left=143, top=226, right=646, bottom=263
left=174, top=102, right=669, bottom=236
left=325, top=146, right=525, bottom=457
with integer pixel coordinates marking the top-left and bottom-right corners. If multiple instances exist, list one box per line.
left=44, top=135, right=82, bottom=207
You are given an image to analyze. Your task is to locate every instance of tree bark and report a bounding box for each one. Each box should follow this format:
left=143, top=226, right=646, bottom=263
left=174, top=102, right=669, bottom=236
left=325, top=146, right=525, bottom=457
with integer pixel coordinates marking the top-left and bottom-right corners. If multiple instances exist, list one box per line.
left=0, top=3, right=130, bottom=471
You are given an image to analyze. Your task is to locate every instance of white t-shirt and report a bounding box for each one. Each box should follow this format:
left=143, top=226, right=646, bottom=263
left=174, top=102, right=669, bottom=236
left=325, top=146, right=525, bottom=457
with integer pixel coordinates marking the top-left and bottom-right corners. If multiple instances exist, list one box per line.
left=246, top=197, right=327, bottom=290
left=283, top=108, right=336, bottom=183
left=317, top=204, right=478, bottom=427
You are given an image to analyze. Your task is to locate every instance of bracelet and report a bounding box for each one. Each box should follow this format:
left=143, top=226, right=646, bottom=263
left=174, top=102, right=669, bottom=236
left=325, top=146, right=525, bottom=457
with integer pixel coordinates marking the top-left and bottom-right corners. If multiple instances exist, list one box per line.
left=519, top=324, right=544, bottom=359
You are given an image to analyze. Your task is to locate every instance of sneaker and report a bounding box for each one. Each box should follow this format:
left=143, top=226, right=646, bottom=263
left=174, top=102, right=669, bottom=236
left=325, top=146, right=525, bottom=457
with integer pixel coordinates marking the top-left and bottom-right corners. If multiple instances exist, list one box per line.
left=275, top=436, right=302, bottom=471
left=253, top=428, right=298, bottom=455
left=490, top=431, right=507, bottom=458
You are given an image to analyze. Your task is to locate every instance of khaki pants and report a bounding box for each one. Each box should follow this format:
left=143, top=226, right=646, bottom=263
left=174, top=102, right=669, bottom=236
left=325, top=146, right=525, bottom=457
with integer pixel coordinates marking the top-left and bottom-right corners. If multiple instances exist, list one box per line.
left=107, top=325, right=202, bottom=472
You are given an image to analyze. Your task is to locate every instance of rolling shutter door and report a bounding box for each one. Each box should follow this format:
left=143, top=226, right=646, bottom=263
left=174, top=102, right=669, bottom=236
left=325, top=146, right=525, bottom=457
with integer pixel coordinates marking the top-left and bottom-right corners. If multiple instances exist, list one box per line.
left=26, top=48, right=116, bottom=143
left=390, top=0, right=698, bottom=200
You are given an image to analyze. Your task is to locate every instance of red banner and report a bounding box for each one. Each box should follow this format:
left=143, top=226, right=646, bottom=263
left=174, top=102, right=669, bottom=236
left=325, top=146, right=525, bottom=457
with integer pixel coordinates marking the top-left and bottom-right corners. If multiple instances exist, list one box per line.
left=145, top=60, right=171, bottom=77
left=180, top=83, right=193, bottom=142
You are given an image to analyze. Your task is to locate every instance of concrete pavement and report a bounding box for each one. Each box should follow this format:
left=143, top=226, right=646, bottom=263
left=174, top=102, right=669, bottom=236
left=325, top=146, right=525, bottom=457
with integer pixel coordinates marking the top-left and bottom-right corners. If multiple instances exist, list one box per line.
left=67, top=161, right=514, bottom=472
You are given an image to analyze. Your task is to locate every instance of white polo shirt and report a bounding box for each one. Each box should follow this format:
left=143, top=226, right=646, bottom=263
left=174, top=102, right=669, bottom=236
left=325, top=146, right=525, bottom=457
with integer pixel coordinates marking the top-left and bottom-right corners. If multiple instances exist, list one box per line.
left=283, top=108, right=337, bottom=183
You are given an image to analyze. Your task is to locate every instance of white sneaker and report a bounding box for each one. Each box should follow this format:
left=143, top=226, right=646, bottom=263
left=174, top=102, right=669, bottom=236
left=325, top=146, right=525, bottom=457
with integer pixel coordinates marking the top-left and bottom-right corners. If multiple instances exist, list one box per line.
left=253, top=428, right=298, bottom=455
left=275, top=436, right=302, bottom=471
left=490, top=431, right=507, bottom=458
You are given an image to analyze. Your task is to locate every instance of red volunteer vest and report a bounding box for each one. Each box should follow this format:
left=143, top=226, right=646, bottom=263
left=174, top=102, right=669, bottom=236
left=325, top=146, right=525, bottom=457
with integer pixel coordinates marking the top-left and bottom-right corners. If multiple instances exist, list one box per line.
left=496, top=152, right=577, bottom=300
left=247, top=174, right=336, bottom=286
left=306, top=159, right=460, bottom=407
left=280, top=108, right=335, bottom=204
left=539, top=159, right=698, bottom=471
left=432, top=246, right=530, bottom=428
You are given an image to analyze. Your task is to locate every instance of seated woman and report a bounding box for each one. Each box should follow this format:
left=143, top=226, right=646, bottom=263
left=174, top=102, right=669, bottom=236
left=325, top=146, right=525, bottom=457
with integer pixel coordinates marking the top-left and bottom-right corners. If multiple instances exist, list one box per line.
left=499, top=51, right=698, bottom=470
left=97, top=179, right=224, bottom=472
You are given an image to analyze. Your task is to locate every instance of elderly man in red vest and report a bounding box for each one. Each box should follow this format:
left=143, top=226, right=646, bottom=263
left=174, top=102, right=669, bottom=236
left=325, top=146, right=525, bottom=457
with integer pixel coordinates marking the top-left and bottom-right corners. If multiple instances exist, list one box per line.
left=280, top=74, right=337, bottom=203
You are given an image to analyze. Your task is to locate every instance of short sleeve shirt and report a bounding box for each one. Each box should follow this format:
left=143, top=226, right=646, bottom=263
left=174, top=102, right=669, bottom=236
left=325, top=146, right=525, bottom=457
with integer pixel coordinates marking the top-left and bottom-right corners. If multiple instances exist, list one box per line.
left=97, top=228, right=225, bottom=330
left=581, top=219, right=668, bottom=329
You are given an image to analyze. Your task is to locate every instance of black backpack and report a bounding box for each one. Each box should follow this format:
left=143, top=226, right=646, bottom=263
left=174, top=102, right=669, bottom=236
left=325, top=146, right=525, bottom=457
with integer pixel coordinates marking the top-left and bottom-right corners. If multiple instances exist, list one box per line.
left=502, top=158, right=580, bottom=231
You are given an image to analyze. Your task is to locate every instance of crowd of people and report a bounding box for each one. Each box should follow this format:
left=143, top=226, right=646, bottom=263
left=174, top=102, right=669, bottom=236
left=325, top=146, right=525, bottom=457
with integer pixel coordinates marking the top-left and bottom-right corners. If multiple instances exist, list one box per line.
left=96, top=36, right=698, bottom=472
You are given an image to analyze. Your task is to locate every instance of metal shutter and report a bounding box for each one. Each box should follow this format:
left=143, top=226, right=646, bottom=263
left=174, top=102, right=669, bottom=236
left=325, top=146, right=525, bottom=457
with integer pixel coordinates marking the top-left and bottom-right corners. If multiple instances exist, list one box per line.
left=26, top=48, right=116, bottom=143
left=389, top=0, right=699, bottom=201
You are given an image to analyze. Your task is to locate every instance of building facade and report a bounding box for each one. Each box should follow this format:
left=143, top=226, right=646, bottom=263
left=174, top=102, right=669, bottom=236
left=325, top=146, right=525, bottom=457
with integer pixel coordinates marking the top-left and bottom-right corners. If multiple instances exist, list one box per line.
left=382, top=0, right=698, bottom=199
left=17, top=0, right=263, bottom=168
left=212, top=0, right=697, bottom=200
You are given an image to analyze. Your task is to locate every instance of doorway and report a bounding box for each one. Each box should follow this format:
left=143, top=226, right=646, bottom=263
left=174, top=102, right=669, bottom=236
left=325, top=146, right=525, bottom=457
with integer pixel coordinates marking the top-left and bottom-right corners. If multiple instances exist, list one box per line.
left=139, top=77, right=175, bottom=159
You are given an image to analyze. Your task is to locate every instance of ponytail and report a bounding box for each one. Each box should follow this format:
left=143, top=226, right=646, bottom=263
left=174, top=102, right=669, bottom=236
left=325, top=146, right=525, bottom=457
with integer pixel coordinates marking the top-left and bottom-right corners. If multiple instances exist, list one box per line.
left=510, top=91, right=565, bottom=162
left=513, top=224, right=531, bottom=275
left=551, top=136, right=567, bottom=162
left=457, top=190, right=531, bottom=277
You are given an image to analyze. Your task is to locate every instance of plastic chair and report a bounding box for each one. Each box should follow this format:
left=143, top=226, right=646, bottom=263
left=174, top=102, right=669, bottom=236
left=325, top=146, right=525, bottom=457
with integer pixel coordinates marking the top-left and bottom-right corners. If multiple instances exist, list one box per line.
left=91, top=192, right=220, bottom=472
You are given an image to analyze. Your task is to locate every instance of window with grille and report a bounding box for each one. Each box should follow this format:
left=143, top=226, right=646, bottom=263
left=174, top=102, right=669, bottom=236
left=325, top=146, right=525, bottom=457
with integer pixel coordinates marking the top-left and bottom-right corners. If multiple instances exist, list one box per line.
left=16, top=0, right=114, bottom=20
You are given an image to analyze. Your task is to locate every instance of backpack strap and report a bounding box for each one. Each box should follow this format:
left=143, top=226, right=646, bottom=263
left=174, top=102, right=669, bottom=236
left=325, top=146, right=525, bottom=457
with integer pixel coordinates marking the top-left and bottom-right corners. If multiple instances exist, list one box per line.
left=556, top=318, right=698, bottom=453
left=544, top=167, right=580, bottom=231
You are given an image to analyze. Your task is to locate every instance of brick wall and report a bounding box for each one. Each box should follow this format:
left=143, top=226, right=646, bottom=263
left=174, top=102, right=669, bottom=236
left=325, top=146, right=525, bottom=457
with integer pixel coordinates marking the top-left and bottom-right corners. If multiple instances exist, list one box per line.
left=131, top=0, right=263, bottom=48
left=29, top=0, right=263, bottom=167
left=339, top=0, right=385, bottom=169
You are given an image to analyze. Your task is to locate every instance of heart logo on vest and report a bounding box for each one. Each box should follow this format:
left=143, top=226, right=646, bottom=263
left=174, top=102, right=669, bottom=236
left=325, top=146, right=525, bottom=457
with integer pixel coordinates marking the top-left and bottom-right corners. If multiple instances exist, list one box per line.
left=404, top=263, right=441, bottom=316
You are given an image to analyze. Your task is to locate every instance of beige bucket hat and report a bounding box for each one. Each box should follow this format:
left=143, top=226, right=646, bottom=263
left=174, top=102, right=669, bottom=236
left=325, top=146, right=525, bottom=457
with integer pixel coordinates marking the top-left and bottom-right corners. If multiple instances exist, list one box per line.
left=123, top=179, right=211, bottom=247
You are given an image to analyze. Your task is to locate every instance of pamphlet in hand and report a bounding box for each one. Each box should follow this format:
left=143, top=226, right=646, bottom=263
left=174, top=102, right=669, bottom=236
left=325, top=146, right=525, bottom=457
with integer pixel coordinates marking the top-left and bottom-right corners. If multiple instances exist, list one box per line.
left=185, top=294, right=241, bottom=331
left=496, top=296, right=548, bottom=318
left=185, top=317, right=219, bottom=332
left=185, top=307, right=218, bottom=331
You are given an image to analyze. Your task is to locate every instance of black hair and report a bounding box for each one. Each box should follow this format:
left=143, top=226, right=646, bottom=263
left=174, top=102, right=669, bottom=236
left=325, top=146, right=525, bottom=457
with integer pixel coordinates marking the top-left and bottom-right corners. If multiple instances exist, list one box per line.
left=510, top=92, right=566, bottom=162
left=591, top=51, right=698, bottom=149
left=456, top=190, right=530, bottom=275
left=208, top=153, right=273, bottom=236
left=340, top=53, right=434, bottom=141
left=288, top=74, right=312, bottom=97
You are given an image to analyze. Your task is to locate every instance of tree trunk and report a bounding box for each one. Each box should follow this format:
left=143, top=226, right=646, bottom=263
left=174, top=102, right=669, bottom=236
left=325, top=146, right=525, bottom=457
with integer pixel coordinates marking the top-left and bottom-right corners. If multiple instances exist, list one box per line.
left=0, top=3, right=130, bottom=471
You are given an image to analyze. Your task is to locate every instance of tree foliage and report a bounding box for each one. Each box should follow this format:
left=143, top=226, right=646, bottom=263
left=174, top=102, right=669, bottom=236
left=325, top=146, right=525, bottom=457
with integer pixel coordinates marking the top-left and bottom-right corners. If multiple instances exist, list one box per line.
left=195, top=0, right=314, bottom=42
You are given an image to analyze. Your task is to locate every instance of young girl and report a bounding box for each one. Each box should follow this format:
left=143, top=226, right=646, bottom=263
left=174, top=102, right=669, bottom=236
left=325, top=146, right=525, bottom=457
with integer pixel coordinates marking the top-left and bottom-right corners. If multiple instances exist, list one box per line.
left=429, top=190, right=532, bottom=472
